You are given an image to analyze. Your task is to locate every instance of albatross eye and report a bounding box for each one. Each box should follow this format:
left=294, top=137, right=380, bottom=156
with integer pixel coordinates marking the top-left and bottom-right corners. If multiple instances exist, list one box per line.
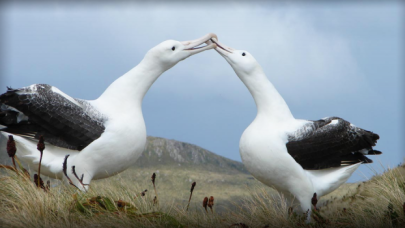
left=172, top=46, right=175, bottom=51
left=242, top=52, right=246, bottom=56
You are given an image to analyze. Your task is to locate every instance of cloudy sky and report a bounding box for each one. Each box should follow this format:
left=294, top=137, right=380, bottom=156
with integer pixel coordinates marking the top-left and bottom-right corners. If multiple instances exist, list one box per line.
left=1, top=1, right=403, bottom=182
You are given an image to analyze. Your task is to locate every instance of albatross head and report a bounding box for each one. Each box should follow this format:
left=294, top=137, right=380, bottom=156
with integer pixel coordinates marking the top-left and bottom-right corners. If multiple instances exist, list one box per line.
left=208, top=38, right=261, bottom=76
left=144, top=33, right=218, bottom=70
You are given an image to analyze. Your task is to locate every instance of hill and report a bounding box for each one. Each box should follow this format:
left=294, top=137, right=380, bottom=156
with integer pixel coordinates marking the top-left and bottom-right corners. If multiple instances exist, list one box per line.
left=0, top=135, right=259, bottom=211
left=94, top=136, right=257, bottom=211
left=2, top=135, right=404, bottom=227
left=136, top=136, right=248, bottom=174
left=0, top=135, right=358, bottom=211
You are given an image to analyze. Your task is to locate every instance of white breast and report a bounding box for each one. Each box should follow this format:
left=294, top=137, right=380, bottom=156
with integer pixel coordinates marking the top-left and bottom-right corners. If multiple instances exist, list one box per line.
left=239, top=117, right=309, bottom=191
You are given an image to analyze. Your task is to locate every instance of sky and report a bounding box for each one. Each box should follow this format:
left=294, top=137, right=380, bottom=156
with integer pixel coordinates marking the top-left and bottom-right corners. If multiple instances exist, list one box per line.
left=0, top=1, right=403, bottom=182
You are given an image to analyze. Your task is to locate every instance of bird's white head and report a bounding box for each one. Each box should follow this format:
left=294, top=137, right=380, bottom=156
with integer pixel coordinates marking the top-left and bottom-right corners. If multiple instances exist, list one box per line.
left=208, top=38, right=262, bottom=77
left=144, top=33, right=218, bottom=70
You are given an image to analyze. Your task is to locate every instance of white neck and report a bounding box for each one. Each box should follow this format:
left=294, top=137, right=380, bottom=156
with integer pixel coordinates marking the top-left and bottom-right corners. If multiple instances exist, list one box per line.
left=95, top=58, right=165, bottom=114
left=237, top=67, right=294, bottom=122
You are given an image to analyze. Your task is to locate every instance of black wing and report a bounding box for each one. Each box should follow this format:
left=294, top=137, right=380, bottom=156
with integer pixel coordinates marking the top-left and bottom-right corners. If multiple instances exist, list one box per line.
left=0, top=84, right=106, bottom=151
left=286, top=117, right=381, bottom=170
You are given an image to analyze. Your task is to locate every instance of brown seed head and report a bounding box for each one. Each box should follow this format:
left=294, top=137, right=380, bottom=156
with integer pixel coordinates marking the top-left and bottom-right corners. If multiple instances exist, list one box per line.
left=7, top=135, right=16, bottom=158
left=116, top=200, right=126, bottom=208
left=239, top=223, right=249, bottom=228
left=151, top=173, right=156, bottom=185
left=153, top=196, right=157, bottom=205
left=203, top=197, right=208, bottom=211
left=34, top=174, right=45, bottom=189
left=141, top=189, right=148, bottom=196
left=37, top=135, right=45, bottom=153
left=311, top=193, right=318, bottom=207
left=208, top=196, right=214, bottom=209
left=191, top=181, right=196, bottom=193
left=288, top=207, right=293, bottom=215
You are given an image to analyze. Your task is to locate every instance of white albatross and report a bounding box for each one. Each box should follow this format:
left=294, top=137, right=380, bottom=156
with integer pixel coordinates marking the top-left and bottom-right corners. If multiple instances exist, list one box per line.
left=0, top=33, right=217, bottom=190
left=209, top=38, right=381, bottom=218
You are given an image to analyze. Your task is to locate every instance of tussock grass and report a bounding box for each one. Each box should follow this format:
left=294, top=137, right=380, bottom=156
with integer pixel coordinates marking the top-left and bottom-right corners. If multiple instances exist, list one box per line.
left=1, top=163, right=405, bottom=227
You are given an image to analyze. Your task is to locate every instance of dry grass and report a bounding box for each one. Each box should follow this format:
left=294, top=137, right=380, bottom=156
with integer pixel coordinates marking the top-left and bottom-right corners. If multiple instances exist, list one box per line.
left=1, top=162, right=405, bottom=228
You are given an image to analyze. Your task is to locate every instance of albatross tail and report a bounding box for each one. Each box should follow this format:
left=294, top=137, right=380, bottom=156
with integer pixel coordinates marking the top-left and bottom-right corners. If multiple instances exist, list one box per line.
left=0, top=133, right=79, bottom=179
left=305, top=163, right=361, bottom=197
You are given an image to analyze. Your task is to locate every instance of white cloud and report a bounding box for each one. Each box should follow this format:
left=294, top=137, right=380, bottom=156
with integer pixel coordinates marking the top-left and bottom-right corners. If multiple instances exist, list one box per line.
left=105, top=4, right=365, bottom=106
left=0, top=2, right=371, bottom=105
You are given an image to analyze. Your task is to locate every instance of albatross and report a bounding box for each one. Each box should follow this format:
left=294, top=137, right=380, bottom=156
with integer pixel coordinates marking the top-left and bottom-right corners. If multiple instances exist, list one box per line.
left=0, top=33, right=217, bottom=190
left=209, top=38, right=381, bottom=218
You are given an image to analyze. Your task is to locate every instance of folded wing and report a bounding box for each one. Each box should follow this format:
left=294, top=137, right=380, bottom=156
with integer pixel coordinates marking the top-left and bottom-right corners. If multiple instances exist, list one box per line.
left=0, top=84, right=106, bottom=151
left=286, top=117, right=381, bottom=170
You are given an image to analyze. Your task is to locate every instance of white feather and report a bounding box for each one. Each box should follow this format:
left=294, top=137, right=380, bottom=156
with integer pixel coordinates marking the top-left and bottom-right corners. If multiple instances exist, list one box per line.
left=329, top=119, right=339, bottom=125
left=51, top=86, right=82, bottom=107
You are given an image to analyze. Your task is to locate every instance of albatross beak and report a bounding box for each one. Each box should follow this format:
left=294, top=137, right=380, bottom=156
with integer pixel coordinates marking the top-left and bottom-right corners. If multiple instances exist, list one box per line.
left=181, top=33, right=218, bottom=54
left=206, top=38, right=234, bottom=56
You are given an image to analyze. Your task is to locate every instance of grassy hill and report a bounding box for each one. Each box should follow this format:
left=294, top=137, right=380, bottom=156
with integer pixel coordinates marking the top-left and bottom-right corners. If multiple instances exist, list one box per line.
left=1, top=135, right=404, bottom=227
left=0, top=135, right=380, bottom=210
left=0, top=135, right=261, bottom=211
left=86, top=136, right=258, bottom=212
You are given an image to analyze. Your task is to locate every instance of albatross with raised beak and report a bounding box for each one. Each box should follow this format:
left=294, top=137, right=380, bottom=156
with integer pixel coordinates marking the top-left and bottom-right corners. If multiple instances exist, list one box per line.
left=0, top=33, right=217, bottom=190
left=209, top=38, right=381, bottom=219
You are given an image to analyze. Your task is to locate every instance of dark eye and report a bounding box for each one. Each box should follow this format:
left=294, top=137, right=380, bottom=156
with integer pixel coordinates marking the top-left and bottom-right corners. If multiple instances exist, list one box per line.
left=172, top=46, right=175, bottom=51
left=242, top=52, right=246, bottom=56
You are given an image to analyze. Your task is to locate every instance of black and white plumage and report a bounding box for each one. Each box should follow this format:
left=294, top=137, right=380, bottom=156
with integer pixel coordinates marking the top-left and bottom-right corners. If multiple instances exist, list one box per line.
left=1, top=84, right=106, bottom=151
left=287, top=117, right=381, bottom=170
left=0, top=33, right=218, bottom=190
left=211, top=38, right=381, bottom=221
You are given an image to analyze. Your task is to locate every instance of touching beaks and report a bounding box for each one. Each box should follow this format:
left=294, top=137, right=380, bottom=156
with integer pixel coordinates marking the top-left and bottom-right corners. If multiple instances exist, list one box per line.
left=208, top=37, right=233, bottom=55
left=180, top=33, right=218, bottom=54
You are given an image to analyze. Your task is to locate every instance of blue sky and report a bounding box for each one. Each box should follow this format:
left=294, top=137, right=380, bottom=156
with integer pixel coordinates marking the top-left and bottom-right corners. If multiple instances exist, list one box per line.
left=1, top=1, right=403, bottom=182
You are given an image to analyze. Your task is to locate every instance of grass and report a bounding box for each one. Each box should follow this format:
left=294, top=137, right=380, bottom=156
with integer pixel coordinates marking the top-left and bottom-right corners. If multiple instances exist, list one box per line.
left=1, top=161, right=405, bottom=227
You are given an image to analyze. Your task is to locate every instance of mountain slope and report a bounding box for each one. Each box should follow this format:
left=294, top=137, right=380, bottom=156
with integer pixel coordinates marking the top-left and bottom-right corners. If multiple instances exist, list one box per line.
left=136, top=136, right=248, bottom=174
